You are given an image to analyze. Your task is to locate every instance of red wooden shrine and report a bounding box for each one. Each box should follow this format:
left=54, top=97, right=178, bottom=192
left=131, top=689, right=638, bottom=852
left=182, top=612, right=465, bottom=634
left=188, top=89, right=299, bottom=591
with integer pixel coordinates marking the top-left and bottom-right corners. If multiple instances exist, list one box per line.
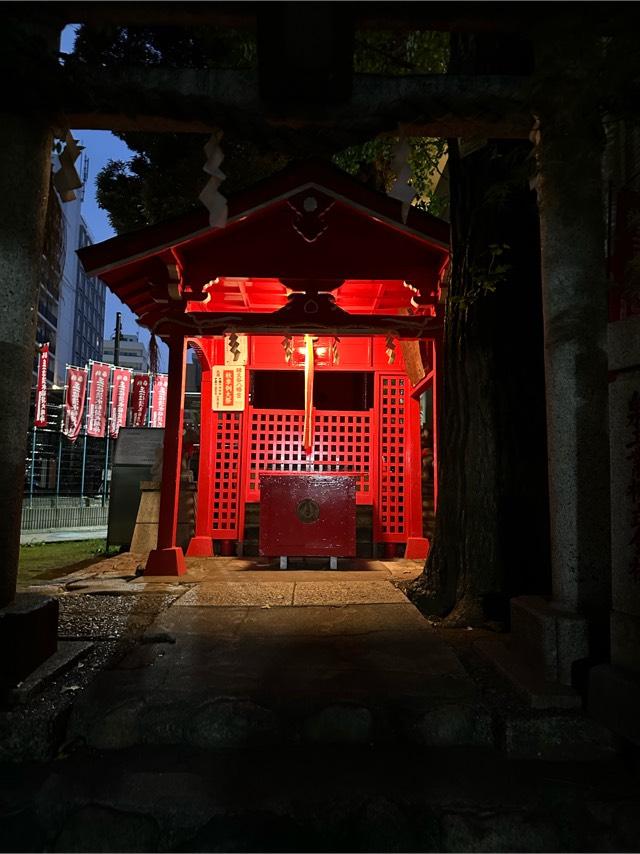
left=78, top=159, right=449, bottom=574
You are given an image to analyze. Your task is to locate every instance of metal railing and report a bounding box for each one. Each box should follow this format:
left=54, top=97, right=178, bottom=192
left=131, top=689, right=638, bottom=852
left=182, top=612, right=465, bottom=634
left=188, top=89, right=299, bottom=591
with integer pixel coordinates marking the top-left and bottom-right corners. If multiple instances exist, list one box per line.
left=21, top=503, right=109, bottom=531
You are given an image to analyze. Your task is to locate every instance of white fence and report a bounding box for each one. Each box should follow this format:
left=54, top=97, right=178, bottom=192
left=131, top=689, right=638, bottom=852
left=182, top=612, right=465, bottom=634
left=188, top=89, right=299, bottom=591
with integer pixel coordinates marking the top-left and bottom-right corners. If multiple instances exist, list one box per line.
left=21, top=503, right=109, bottom=531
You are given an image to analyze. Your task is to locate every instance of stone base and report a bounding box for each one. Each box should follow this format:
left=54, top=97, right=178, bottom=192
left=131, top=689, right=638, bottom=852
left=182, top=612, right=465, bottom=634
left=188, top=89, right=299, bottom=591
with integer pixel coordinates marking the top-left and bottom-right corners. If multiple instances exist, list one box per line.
left=404, top=537, right=429, bottom=560
left=0, top=594, right=58, bottom=688
left=511, top=595, right=588, bottom=686
left=588, top=663, right=640, bottom=746
left=145, top=547, right=187, bottom=577
left=186, top=536, right=214, bottom=558
left=475, top=636, right=582, bottom=710
left=6, top=640, right=93, bottom=705
left=130, top=479, right=196, bottom=553
left=611, top=610, right=640, bottom=674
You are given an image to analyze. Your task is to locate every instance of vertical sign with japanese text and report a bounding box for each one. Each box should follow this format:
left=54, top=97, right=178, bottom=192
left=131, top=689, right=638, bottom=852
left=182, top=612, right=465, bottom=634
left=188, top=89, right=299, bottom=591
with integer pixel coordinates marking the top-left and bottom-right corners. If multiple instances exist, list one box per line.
left=86, top=362, right=110, bottom=437
left=62, top=366, right=88, bottom=442
left=109, top=368, right=132, bottom=438
left=150, top=374, right=168, bottom=427
left=131, top=374, right=151, bottom=427
left=212, top=366, right=245, bottom=411
left=34, top=343, right=49, bottom=427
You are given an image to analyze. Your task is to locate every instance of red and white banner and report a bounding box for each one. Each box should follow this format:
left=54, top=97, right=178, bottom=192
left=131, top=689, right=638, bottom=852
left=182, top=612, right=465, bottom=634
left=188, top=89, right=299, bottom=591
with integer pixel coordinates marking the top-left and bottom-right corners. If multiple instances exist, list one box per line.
left=131, top=374, right=151, bottom=427
left=109, top=367, right=132, bottom=438
left=34, top=343, right=49, bottom=428
left=62, top=366, right=88, bottom=442
left=150, top=373, right=168, bottom=428
left=86, top=362, right=110, bottom=438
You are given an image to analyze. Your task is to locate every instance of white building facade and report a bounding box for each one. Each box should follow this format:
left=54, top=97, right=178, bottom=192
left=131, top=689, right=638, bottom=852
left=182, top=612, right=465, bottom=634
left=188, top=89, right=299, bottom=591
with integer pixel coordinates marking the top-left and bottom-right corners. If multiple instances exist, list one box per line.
left=102, top=333, right=150, bottom=373
left=36, top=158, right=106, bottom=385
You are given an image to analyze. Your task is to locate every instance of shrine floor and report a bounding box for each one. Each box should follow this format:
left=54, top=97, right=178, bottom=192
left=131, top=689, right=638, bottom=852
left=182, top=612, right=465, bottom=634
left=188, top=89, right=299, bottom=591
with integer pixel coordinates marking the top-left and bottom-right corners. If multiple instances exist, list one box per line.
left=2, top=556, right=639, bottom=852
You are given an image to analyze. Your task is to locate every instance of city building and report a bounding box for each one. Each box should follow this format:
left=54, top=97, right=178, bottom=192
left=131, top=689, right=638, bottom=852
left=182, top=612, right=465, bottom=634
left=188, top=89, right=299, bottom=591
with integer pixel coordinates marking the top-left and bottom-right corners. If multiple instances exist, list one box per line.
left=102, top=332, right=150, bottom=372
left=35, top=154, right=106, bottom=385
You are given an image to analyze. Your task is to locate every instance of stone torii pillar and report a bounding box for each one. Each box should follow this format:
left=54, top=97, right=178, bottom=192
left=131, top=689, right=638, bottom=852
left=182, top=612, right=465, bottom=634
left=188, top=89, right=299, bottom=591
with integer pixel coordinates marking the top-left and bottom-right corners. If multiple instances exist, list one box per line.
left=145, top=334, right=188, bottom=576
left=509, top=44, right=611, bottom=688
left=0, top=115, right=53, bottom=609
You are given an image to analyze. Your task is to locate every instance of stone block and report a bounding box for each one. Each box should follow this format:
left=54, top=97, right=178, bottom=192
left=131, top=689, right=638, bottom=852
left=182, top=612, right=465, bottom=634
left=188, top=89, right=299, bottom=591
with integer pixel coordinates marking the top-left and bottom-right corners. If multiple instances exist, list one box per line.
left=130, top=481, right=196, bottom=553
left=474, top=636, right=582, bottom=710
left=53, top=805, right=160, bottom=853
left=611, top=609, right=640, bottom=673
left=510, top=596, right=587, bottom=686
left=588, top=663, right=640, bottom=746
left=609, top=371, right=640, bottom=618
left=405, top=703, right=492, bottom=747
left=502, top=713, right=617, bottom=761
left=302, top=704, right=373, bottom=744
left=0, top=593, right=58, bottom=688
left=441, top=811, right=561, bottom=853
left=608, top=315, right=640, bottom=372
left=189, top=698, right=279, bottom=748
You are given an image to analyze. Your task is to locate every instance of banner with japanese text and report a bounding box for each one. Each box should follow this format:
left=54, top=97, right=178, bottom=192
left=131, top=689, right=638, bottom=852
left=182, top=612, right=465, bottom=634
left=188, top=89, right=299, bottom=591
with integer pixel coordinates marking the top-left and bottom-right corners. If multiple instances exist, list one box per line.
left=131, top=374, right=151, bottom=427
left=62, top=366, right=88, bottom=442
left=86, top=362, right=110, bottom=438
left=150, top=373, right=168, bottom=428
left=212, top=365, right=245, bottom=411
left=34, top=343, right=49, bottom=427
left=109, top=367, right=132, bottom=439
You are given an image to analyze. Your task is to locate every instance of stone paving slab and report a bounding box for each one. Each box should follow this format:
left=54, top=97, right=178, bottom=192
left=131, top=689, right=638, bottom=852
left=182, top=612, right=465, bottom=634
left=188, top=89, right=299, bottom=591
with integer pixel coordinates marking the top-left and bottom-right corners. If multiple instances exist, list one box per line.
left=173, top=582, right=295, bottom=607
left=66, top=602, right=479, bottom=749
left=293, top=580, right=407, bottom=605
left=10, top=743, right=635, bottom=854
left=203, top=570, right=390, bottom=582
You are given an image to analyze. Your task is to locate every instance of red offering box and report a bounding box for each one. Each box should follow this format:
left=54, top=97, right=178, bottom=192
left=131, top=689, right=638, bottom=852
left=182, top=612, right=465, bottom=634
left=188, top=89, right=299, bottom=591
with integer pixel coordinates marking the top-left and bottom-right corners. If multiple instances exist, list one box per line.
left=259, top=472, right=356, bottom=557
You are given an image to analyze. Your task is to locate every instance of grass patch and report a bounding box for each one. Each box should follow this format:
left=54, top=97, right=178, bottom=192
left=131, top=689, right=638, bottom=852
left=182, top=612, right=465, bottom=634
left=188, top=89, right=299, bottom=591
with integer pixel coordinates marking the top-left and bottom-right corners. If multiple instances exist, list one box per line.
left=18, top=539, right=119, bottom=585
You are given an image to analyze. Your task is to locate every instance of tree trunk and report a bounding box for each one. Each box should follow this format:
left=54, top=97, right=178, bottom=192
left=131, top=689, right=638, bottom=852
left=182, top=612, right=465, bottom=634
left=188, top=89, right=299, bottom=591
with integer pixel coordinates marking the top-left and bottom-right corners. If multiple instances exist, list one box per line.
left=411, top=139, right=550, bottom=625
left=410, top=34, right=550, bottom=626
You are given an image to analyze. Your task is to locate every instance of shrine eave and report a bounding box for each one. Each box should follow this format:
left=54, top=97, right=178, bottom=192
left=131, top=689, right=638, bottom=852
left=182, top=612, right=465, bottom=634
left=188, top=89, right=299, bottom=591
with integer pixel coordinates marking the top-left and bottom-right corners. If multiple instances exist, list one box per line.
left=142, top=310, right=444, bottom=340
left=77, top=158, right=450, bottom=328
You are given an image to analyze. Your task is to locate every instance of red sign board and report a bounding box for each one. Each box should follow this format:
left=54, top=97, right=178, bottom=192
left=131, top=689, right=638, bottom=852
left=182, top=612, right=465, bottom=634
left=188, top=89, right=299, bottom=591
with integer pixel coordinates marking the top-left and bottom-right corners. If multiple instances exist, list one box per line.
left=150, top=373, right=168, bottom=428
left=109, top=368, right=132, bottom=438
left=86, top=362, right=110, bottom=437
left=62, top=366, right=88, bottom=442
left=34, top=343, right=49, bottom=428
left=131, top=374, right=150, bottom=427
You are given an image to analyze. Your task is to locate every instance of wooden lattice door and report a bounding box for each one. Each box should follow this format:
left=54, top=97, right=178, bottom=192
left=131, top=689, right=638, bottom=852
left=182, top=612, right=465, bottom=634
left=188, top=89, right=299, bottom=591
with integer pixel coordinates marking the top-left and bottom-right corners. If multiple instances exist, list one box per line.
left=375, top=373, right=422, bottom=542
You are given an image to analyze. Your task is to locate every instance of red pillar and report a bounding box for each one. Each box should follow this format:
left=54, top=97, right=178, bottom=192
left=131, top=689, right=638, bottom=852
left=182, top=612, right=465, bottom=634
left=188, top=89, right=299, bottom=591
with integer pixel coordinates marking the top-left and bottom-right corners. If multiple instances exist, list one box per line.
left=404, top=377, right=429, bottom=560
left=186, top=365, right=214, bottom=557
left=145, top=335, right=188, bottom=576
left=431, top=337, right=441, bottom=511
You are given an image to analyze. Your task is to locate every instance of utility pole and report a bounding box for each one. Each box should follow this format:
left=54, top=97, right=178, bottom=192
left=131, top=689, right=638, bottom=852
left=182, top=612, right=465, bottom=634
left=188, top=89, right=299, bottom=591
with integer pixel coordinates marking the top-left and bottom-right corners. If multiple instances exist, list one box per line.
left=113, top=311, right=122, bottom=367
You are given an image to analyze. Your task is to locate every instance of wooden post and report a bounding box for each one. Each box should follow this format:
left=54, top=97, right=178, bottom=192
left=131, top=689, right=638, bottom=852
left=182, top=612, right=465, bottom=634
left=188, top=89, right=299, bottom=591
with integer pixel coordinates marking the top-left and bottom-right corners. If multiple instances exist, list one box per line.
left=145, top=335, right=188, bottom=575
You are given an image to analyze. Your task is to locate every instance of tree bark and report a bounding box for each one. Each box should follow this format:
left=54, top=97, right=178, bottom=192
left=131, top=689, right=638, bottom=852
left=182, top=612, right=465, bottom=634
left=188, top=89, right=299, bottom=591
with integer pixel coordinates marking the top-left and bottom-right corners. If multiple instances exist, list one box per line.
left=410, top=33, right=550, bottom=626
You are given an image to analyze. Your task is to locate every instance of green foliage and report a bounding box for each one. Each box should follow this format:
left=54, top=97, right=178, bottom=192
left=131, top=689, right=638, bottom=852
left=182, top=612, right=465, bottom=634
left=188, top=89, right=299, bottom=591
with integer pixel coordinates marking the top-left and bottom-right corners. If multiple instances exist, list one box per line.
left=353, top=29, right=449, bottom=74
left=449, top=243, right=513, bottom=311
left=71, top=23, right=256, bottom=69
left=73, top=24, right=449, bottom=232
left=333, top=136, right=447, bottom=217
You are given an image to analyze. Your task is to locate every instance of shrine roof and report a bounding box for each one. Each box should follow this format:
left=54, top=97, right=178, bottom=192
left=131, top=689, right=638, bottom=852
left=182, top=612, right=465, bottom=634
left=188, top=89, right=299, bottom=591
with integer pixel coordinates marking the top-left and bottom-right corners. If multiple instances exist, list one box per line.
left=78, top=157, right=450, bottom=333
